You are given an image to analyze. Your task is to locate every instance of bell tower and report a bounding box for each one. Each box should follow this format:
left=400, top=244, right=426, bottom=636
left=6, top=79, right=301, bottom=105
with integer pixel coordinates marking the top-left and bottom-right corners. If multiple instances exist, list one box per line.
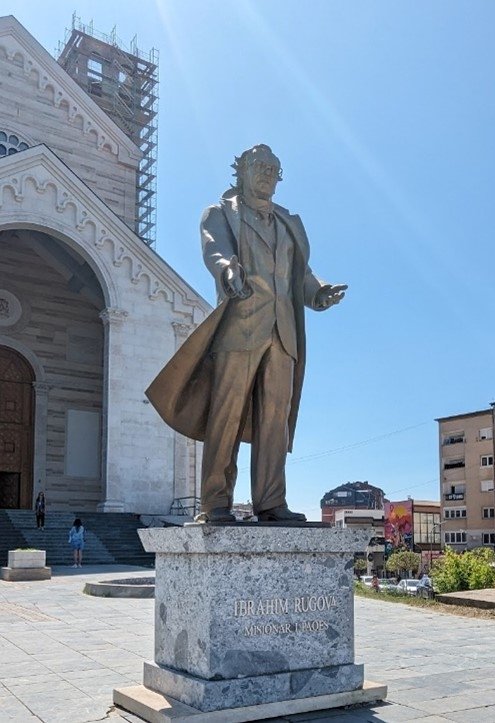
left=57, top=14, right=159, bottom=247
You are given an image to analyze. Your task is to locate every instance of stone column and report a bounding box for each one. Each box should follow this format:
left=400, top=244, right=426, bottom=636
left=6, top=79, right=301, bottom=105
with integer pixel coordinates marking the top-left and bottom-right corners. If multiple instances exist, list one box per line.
left=97, top=307, right=128, bottom=513
left=32, top=381, right=49, bottom=502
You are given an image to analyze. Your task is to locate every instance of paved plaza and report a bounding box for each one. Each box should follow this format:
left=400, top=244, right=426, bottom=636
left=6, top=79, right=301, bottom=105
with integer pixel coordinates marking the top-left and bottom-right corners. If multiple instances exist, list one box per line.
left=0, top=567, right=494, bottom=722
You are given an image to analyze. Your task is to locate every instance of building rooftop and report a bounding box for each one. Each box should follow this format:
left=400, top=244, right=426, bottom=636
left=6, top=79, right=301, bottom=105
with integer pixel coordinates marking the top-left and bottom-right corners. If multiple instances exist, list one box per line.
left=435, top=408, right=492, bottom=423
left=412, top=500, right=440, bottom=507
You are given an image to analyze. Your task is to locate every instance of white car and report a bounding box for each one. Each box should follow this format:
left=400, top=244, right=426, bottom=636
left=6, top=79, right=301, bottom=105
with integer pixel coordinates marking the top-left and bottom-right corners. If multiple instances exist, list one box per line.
left=396, top=579, right=421, bottom=596
left=360, top=575, right=374, bottom=587
left=378, top=579, right=398, bottom=593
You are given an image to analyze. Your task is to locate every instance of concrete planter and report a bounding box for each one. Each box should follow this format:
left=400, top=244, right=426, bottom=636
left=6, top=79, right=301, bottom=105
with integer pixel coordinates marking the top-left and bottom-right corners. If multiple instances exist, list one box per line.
left=2, top=549, right=51, bottom=581
left=8, top=549, right=46, bottom=569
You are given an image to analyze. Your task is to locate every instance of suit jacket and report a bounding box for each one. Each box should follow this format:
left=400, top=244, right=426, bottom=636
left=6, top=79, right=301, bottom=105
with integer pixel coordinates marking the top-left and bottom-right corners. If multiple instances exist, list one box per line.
left=145, top=191, right=327, bottom=451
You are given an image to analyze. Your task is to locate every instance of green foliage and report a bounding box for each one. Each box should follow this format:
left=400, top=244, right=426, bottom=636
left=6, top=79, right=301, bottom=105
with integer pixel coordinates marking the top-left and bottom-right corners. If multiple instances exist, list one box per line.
left=14, top=548, right=38, bottom=551
left=470, top=546, right=495, bottom=563
left=385, top=550, right=421, bottom=574
left=353, top=558, right=367, bottom=572
left=431, top=547, right=495, bottom=593
left=431, top=548, right=466, bottom=592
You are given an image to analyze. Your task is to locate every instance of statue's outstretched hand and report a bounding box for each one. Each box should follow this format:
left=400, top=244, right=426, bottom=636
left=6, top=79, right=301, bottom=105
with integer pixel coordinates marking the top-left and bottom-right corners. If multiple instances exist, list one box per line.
left=315, top=283, right=348, bottom=310
left=224, top=255, right=252, bottom=299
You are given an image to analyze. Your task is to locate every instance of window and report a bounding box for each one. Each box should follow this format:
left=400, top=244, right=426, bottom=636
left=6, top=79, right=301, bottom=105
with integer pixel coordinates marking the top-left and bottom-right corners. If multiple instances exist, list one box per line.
left=88, top=57, right=103, bottom=78
left=413, top=511, right=441, bottom=543
left=444, top=508, right=466, bottom=519
left=481, top=479, right=494, bottom=493
left=481, top=455, right=494, bottom=467
left=444, top=458, right=465, bottom=470
left=482, top=533, right=495, bottom=546
left=443, top=481, right=466, bottom=493
left=482, top=508, right=495, bottom=519
left=0, top=131, right=29, bottom=157
left=443, top=432, right=464, bottom=445
left=444, top=531, right=466, bottom=544
left=479, top=427, right=493, bottom=441
left=444, top=483, right=465, bottom=501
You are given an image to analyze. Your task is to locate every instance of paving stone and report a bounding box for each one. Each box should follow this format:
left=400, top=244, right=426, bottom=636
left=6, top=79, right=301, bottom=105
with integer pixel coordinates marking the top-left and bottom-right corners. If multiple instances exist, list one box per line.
left=2, top=565, right=495, bottom=722
left=447, top=706, right=495, bottom=722
left=348, top=702, right=442, bottom=721
left=4, top=679, right=80, bottom=697
left=0, top=694, right=40, bottom=719
left=413, top=690, right=495, bottom=714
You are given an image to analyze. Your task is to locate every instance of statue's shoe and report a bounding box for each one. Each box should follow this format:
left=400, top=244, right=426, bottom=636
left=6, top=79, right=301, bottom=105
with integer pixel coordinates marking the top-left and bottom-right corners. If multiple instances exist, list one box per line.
left=194, top=507, right=236, bottom=523
left=257, top=505, right=307, bottom=522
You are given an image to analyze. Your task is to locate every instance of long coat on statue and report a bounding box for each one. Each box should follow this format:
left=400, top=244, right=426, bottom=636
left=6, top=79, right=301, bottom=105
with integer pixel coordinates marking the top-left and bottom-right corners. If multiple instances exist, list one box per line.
left=145, top=191, right=327, bottom=451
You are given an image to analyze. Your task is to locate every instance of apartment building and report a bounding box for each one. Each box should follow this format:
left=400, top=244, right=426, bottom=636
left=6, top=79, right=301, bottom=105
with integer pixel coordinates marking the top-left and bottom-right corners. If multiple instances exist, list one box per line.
left=436, top=409, right=495, bottom=551
left=320, top=481, right=385, bottom=524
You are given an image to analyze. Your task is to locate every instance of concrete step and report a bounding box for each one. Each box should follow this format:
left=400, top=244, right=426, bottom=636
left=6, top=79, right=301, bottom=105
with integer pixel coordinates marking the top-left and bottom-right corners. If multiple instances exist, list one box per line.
left=0, top=510, right=155, bottom=567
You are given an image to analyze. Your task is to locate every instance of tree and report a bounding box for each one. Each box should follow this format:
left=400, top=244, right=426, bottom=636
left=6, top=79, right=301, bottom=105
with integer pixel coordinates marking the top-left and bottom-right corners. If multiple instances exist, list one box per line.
left=385, top=550, right=421, bottom=576
left=354, top=558, right=367, bottom=573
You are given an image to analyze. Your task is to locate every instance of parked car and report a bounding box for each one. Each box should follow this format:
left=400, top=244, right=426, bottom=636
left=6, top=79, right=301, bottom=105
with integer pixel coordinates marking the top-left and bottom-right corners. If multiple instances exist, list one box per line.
left=396, top=579, right=421, bottom=596
left=378, top=579, right=398, bottom=593
left=360, top=575, right=374, bottom=587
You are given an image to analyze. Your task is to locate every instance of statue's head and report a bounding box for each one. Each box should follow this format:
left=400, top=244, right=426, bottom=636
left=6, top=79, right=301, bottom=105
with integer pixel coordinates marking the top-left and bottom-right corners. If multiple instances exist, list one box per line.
left=232, top=144, right=283, bottom=201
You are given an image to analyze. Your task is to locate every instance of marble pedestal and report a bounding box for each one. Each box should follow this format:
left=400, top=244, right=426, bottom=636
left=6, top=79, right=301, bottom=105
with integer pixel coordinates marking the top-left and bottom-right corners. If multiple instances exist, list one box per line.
left=114, top=524, right=386, bottom=719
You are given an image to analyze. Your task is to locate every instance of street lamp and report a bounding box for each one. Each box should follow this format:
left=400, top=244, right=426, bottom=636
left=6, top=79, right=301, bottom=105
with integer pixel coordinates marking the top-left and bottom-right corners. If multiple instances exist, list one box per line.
left=430, top=521, right=442, bottom=569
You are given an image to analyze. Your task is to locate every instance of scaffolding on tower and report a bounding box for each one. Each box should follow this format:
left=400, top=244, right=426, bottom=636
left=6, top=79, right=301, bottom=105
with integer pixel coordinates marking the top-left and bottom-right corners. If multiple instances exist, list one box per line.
left=57, top=13, right=159, bottom=247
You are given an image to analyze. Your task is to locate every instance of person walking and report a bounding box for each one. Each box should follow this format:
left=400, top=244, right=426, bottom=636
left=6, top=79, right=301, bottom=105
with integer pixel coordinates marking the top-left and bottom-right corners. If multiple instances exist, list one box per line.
left=68, top=518, right=85, bottom=568
left=34, top=491, right=46, bottom=531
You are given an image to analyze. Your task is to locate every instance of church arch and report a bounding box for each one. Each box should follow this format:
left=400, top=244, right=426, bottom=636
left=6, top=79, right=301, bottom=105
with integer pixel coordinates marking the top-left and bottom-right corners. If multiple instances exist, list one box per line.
left=0, top=218, right=118, bottom=309
left=0, top=226, right=108, bottom=510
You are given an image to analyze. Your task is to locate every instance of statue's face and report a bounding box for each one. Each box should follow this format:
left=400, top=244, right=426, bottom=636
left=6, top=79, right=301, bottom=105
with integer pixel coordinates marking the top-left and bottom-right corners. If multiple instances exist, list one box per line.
left=243, top=156, right=280, bottom=201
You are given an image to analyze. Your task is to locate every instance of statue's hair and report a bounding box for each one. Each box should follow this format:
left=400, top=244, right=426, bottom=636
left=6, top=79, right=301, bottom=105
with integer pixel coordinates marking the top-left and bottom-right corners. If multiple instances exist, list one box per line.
left=231, top=144, right=283, bottom=192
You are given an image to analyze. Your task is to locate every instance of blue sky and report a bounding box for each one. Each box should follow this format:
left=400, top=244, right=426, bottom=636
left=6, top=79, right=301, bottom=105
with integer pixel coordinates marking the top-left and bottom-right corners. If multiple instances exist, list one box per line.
left=5, top=1, right=495, bottom=519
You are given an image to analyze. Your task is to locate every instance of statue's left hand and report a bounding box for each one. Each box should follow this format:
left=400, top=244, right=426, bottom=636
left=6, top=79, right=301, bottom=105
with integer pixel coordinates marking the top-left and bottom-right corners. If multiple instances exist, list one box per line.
left=315, top=284, right=348, bottom=309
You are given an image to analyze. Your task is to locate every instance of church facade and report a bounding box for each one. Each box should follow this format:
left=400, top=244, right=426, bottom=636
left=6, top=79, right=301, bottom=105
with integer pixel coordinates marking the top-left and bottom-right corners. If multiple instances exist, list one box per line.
left=0, top=16, right=209, bottom=514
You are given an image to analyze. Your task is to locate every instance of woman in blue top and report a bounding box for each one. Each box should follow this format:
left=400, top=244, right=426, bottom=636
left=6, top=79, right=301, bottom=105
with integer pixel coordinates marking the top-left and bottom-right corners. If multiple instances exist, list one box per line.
left=68, top=518, right=85, bottom=568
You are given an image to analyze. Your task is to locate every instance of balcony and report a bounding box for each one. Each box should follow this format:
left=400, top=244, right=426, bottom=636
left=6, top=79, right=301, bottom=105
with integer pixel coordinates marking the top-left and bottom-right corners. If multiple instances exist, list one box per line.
left=443, top=459, right=465, bottom=470
left=442, top=436, right=465, bottom=446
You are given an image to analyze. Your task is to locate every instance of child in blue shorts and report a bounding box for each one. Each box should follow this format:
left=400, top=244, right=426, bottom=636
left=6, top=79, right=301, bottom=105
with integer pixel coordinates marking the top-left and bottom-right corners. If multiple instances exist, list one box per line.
left=68, top=518, right=85, bottom=568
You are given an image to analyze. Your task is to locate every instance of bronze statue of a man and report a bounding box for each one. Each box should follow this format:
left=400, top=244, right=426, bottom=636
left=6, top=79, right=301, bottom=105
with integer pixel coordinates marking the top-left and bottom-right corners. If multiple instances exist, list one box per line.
left=146, top=144, right=346, bottom=523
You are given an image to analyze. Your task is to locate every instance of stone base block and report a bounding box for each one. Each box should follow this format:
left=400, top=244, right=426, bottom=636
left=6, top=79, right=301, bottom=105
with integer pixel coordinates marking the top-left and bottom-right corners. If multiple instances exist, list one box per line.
left=114, top=680, right=387, bottom=722
left=143, top=660, right=364, bottom=712
left=1, top=566, right=51, bottom=582
left=8, top=550, right=46, bottom=568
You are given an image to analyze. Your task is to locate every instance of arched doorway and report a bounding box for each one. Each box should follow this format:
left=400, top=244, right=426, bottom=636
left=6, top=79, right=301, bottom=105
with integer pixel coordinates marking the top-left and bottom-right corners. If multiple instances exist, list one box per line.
left=0, top=346, right=35, bottom=508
